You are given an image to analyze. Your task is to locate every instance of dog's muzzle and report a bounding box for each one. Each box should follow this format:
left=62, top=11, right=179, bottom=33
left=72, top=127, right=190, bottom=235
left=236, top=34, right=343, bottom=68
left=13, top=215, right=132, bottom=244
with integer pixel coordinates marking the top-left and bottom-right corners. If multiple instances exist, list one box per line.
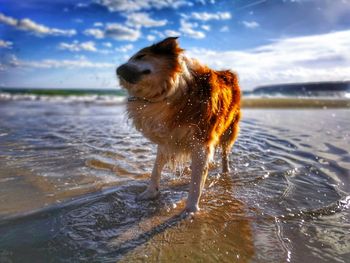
left=116, top=64, right=142, bottom=84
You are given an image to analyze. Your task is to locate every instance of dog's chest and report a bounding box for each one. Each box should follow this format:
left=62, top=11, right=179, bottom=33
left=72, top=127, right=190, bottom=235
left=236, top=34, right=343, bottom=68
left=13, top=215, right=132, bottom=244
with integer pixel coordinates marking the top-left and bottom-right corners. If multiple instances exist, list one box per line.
left=127, top=102, right=194, bottom=150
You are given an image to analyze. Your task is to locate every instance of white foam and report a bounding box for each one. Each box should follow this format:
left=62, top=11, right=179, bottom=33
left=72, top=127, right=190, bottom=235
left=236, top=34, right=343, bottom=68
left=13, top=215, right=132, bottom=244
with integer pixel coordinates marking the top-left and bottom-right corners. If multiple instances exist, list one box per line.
left=0, top=92, right=127, bottom=104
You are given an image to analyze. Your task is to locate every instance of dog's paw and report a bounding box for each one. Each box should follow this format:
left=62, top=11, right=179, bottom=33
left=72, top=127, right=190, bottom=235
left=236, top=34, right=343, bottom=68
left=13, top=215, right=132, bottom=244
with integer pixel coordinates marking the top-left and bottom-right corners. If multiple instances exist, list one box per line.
left=136, top=186, right=160, bottom=201
left=184, top=204, right=200, bottom=214
left=179, top=205, right=200, bottom=219
left=222, top=166, right=230, bottom=174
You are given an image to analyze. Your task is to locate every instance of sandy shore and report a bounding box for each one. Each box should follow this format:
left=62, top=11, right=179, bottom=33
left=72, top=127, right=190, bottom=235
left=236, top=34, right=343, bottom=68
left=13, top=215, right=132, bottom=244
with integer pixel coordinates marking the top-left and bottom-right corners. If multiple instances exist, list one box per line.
left=242, top=97, right=350, bottom=108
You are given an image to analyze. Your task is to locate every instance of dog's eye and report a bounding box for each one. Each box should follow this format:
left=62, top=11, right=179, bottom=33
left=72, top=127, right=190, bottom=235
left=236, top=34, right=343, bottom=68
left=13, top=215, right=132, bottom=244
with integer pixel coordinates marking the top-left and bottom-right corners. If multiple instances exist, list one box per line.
left=135, top=54, right=145, bottom=60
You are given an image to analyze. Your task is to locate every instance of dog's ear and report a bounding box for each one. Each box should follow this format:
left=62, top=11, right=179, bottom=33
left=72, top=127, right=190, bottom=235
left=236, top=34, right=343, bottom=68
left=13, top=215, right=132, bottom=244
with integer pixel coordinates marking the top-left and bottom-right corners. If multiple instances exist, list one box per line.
left=151, top=37, right=183, bottom=55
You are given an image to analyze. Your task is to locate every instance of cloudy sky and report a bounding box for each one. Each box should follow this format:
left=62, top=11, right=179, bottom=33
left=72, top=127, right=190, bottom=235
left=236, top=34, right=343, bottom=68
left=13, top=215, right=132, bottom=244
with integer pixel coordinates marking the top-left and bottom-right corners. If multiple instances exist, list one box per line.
left=0, top=0, right=350, bottom=90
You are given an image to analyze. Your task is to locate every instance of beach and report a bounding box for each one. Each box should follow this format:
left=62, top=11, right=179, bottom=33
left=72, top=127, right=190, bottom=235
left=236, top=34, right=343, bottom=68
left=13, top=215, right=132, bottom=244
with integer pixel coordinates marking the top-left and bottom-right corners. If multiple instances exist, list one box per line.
left=0, top=99, right=349, bottom=262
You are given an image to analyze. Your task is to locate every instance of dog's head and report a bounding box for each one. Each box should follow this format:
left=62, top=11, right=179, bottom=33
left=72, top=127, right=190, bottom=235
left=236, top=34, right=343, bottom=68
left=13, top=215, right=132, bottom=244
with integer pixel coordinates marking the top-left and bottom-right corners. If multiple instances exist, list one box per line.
left=116, top=37, right=184, bottom=100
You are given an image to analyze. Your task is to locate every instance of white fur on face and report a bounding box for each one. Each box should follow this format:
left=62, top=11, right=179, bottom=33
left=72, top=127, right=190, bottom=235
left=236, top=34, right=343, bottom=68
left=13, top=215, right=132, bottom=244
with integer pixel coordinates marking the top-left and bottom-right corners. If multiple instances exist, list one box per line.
left=166, top=55, right=194, bottom=99
left=122, top=53, right=198, bottom=101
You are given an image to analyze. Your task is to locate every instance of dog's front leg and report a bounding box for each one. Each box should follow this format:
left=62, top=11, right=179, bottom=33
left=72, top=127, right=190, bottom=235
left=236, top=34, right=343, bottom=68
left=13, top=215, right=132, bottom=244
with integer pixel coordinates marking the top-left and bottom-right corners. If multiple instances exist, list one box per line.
left=137, top=146, right=166, bottom=200
left=185, top=145, right=209, bottom=213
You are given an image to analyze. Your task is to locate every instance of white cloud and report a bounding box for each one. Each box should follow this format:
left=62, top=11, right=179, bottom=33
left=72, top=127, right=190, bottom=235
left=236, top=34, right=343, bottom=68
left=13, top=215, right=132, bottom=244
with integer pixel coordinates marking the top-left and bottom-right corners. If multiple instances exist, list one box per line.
left=187, top=11, right=231, bottom=21
left=0, top=13, right=76, bottom=37
left=59, top=41, right=115, bottom=55
left=150, top=29, right=165, bottom=38
left=86, top=13, right=166, bottom=42
left=147, top=34, right=156, bottom=41
left=94, top=0, right=192, bottom=12
left=84, top=28, right=105, bottom=39
left=115, top=44, right=134, bottom=52
left=74, top=18, right=84, bottom=23
left=126, top=12, right=167, bottom=28
left=179, top=18, right=205, bottom=39
left=0, top=40, right=13, bottom=48
left=79, top=42, right=98, bottom=52
left=164, top=29, right=181, bottom=37
left=242, top=20, right=260, bottom=29
left=105, top=23, right=141, bottom=41
left=103, top=42, right=112, bottom=48
left=76, top=2, right=89, bottom=8
left=93, top=22, right=104, bottom=27
left=58, top=41, right=98, bottom=52
left=74, top=54, right=87, bottom=60
left=187, top=30, right=350, bottom=89
left=0, top=54, right=20, bottom=69
left=84, top=23, right=141, bottom=41
left=201, top=25, right=210, bottom=31
left=220, top=25, right=229, bottom=32
left=0, top=13, right=17, bottom=26
left=3, top=55, right=114, bottom=69
left=176, top=11, right=230, bottom=39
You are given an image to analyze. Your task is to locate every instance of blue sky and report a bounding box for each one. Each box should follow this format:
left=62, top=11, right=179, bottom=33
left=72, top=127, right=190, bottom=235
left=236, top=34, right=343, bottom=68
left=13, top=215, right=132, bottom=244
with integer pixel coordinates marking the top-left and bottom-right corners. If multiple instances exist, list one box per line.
left=0, top=0, right=350, bottom=90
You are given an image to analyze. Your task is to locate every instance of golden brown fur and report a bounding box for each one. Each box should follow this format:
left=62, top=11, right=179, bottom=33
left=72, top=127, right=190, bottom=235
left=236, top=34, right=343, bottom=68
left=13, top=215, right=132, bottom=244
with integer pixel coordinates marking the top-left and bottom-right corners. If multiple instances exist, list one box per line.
left=117, top=37, right=241, bottom=213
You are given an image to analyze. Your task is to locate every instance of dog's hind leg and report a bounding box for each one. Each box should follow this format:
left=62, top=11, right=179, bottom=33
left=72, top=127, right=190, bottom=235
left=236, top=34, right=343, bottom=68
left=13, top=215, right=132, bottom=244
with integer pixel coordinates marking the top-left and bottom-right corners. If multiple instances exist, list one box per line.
left=220, top=112, right=241, bottom=173
left=137, top=146, right=166, bottom=200
left=221, top=144, right=230, bottom=173
left=185, top=145, right=210, bottom=213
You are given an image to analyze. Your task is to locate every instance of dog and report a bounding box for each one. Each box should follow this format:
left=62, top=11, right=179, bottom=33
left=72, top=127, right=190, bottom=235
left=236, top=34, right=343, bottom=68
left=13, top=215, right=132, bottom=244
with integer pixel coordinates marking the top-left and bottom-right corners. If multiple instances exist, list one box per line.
left=116, top=37, right=241, bottom=213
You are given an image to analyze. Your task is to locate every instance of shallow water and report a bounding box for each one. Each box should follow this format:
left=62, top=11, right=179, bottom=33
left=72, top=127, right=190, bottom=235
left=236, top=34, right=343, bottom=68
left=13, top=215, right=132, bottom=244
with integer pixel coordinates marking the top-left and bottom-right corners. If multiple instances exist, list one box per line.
left=0, top=100, right=349, bottom=262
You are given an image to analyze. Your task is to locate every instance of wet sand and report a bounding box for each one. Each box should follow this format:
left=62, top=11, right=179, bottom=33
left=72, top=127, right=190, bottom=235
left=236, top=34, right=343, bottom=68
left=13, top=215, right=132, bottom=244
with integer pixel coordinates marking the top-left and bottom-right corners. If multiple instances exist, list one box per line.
left=0, top=100, right=349, bottom=262
left=242, top=97, right=350, bottom=108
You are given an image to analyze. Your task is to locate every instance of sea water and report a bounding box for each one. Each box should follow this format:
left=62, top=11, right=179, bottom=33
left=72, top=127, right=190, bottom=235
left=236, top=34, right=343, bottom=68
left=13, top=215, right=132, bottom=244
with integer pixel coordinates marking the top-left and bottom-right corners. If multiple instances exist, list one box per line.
left=0, top=99, right=349, bottom=262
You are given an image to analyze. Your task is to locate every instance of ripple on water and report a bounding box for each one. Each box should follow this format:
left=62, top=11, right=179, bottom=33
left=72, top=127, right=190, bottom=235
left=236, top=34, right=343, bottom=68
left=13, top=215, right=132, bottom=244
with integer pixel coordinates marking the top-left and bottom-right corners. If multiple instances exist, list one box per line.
left=0, top=104, right=349, bottom=263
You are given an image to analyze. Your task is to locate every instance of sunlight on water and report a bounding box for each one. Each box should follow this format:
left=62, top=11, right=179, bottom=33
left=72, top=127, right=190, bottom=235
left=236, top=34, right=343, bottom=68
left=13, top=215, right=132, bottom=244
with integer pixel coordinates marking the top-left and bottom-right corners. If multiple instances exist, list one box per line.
left=0, top=101, right=349, bottom=262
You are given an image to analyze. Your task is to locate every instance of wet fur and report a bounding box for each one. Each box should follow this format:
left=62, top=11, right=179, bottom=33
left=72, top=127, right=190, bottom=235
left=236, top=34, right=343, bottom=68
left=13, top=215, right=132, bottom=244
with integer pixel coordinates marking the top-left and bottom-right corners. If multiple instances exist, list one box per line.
left=117, top=37, right=241, bottom=212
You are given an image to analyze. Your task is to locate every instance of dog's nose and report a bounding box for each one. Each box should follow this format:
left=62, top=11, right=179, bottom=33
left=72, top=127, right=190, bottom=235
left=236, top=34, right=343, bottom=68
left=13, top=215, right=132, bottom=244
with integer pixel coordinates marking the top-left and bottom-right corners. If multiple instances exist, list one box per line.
left=116, top=64, right=141, bottom=84
left=116, top=64, right=127, bottom=76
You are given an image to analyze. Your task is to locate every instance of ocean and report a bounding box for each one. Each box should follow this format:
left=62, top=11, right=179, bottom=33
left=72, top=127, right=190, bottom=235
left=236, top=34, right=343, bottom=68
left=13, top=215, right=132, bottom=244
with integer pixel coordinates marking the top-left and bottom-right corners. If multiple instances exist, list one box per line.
left=0, top=89, right=349, bottom=262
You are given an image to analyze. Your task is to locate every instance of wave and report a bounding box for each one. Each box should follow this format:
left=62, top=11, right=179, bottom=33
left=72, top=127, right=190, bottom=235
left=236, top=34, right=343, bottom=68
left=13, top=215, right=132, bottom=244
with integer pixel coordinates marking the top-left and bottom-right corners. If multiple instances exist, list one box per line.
left=0, top=92, right=127, bottom=104
left=1, top=92, right=350, bottom=108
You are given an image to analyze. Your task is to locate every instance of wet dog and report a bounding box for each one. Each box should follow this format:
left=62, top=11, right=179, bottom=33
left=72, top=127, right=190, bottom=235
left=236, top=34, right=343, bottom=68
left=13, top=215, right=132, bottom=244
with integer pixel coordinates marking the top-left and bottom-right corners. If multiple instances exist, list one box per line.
left=116, top=37, right=241, bottom=213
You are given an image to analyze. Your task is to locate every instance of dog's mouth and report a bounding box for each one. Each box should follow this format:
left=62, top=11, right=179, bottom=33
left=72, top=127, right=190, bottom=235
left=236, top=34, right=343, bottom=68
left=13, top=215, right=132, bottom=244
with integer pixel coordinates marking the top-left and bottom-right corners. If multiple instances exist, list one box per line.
left=116, top=64, right=152, bottom=85
left=118, top=75, right=138, bottom=85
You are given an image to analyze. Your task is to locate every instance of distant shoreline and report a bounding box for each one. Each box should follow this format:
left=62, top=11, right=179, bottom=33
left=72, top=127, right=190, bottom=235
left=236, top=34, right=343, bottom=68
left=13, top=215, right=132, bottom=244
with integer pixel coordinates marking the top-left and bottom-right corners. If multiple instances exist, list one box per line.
left=249, top=80, right=350, bottom=96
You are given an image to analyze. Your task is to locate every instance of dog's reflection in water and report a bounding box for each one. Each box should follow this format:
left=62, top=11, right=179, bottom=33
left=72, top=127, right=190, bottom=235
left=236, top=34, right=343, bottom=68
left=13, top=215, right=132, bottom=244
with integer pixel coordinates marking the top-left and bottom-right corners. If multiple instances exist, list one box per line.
left=110, top=173, right=254, bottom=262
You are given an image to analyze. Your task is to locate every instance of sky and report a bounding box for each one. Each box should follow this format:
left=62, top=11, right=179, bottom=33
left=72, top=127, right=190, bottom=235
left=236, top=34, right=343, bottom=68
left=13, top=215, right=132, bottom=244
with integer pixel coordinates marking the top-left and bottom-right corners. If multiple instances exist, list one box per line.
left=0, top=0, right=350, bottom=90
